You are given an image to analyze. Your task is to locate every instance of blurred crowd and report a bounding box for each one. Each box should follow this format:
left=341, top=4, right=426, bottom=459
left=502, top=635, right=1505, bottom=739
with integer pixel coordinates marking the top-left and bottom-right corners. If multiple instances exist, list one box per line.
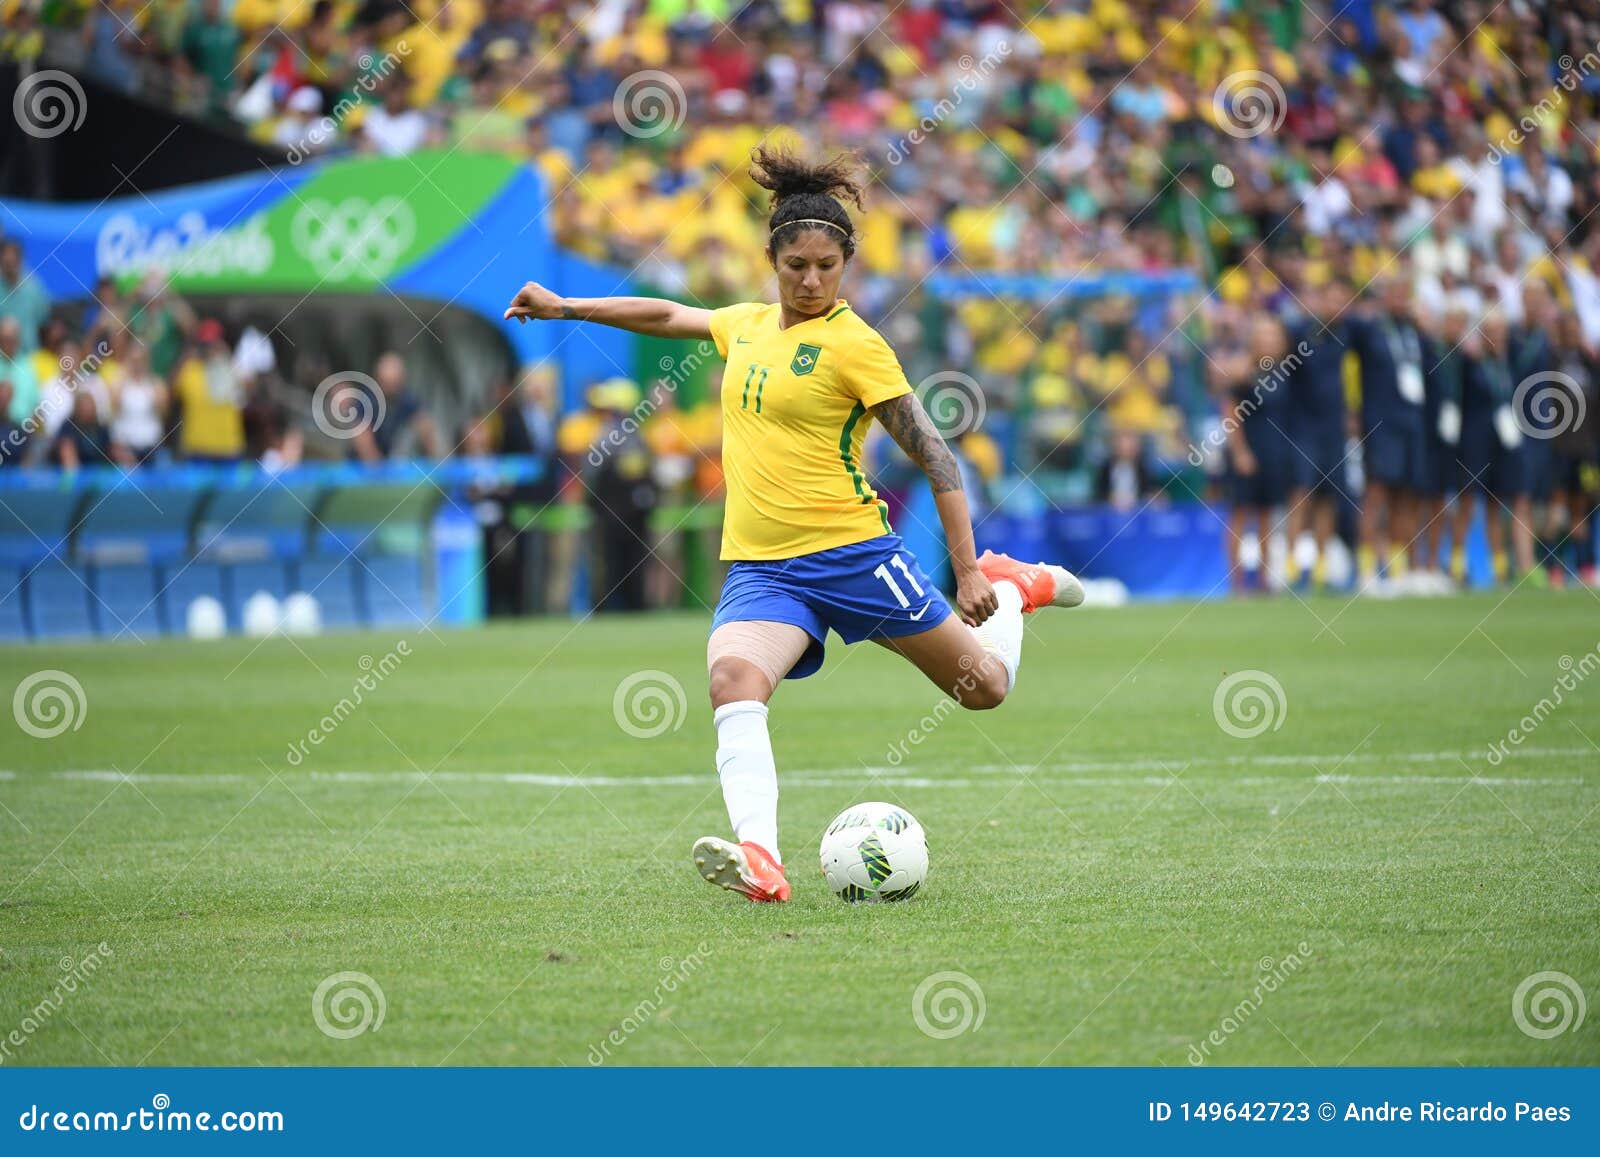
left=3, top=0, right=1600, bottom=591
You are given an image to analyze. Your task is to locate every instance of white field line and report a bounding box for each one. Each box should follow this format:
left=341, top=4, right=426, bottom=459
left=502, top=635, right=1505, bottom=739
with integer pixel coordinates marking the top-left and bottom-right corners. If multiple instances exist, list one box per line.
left=6, top=746, right=1589, bottom=790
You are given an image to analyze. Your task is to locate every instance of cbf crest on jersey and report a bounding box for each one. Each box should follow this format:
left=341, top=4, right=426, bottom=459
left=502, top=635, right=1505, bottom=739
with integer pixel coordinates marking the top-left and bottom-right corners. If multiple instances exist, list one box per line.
left=790, top=342, right=822, bottom=376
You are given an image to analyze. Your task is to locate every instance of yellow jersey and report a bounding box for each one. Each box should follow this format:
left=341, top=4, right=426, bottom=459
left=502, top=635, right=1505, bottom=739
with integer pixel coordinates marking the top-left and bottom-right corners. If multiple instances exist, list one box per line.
left=708, top=299, right=912, bottom=560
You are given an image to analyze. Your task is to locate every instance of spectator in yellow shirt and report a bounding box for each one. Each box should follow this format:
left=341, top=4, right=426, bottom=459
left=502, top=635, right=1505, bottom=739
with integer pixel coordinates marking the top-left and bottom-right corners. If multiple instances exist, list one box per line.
left=173, top=320, right=245, bottom=464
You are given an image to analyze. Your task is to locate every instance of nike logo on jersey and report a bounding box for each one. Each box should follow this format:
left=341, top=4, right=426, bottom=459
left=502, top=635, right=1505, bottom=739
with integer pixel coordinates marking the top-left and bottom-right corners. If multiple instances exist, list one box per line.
left=735, top=337, right=752, bottom=344
left=908, top=603, right=932, bottom=621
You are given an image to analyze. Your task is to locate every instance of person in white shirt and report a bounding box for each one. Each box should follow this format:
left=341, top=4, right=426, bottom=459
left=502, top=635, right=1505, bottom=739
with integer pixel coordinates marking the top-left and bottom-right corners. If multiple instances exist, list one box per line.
left=360, top=77, right=431, bottom=157
left=110, top=341, right=169, bottom=463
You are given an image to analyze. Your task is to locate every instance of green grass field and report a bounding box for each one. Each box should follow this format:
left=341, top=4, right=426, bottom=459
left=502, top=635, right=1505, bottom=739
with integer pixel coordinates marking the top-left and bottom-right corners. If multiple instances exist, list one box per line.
left=1, top=591, right=1596, bottom=1067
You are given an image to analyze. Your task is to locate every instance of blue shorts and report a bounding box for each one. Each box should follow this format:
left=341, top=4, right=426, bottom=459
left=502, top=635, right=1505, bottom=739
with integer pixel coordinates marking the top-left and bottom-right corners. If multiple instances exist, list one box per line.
left=1364, top=419, right=1425, bottom=490
left=711, top=534, right=953, bottom=680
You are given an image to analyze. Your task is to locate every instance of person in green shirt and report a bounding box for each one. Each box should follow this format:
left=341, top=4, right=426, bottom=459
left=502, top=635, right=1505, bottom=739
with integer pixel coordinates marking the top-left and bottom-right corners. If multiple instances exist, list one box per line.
left=0, top=318, right=40, bottom=425
left=181, top=0, right=240, bottom=116
left=0, top=240, right=50, bottom=352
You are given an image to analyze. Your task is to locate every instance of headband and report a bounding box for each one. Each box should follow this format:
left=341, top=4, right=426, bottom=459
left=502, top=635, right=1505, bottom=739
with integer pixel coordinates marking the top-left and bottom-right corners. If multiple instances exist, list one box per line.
left=774, top=217, right=852, bottom=236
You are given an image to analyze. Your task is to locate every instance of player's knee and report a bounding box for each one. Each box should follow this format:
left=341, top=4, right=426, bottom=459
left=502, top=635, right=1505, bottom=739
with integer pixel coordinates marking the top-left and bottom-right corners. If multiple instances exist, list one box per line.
left=708, top=657, right=769, bottom=709
left=956, top=660, right=1009, bottom=711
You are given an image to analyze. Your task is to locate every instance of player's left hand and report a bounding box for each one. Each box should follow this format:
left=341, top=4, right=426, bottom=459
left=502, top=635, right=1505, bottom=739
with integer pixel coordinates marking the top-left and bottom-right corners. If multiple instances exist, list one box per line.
left=953, top=564, right=999, bottom=627
left=503, top=281, right=565, bottom=324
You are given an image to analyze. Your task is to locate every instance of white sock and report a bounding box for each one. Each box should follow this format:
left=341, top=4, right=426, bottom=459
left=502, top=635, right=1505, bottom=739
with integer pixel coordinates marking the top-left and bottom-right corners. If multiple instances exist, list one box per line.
left=972, top=580, right=1024, bottom=693
left=713, top=700, right=780, bottom=863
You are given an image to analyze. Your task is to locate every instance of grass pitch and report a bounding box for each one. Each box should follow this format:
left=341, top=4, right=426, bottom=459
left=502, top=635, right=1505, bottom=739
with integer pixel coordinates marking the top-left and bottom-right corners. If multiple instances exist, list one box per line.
left=1, top=591, right=1596, bottom=1066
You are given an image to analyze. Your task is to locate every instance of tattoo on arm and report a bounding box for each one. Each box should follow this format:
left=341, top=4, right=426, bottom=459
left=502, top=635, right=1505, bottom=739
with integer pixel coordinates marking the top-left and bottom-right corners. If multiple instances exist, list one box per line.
left=561, top=303, right=578, bottom=320
left=871, top=394, right=963, bottom=494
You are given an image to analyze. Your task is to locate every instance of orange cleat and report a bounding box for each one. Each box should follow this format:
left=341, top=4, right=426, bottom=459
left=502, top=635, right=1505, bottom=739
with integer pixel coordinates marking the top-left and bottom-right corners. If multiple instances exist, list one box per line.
left=976, top=550, right=1084, bottom=612
left=691, top=836, right=791, bottom=902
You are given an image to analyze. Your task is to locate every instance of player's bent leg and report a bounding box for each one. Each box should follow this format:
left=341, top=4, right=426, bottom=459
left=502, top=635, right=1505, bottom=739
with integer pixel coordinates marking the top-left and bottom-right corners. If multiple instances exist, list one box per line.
left=874, top=616, right=1010, bottom=710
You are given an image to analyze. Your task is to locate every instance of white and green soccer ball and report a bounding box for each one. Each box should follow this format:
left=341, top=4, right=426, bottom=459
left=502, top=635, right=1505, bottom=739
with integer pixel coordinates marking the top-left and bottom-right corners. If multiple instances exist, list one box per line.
left=819, top=802, right=927, bottom=902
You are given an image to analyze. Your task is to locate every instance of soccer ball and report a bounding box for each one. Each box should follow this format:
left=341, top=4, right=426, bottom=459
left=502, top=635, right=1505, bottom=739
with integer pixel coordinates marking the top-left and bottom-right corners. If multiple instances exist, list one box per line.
left=819, top=802, right=928, bottom=903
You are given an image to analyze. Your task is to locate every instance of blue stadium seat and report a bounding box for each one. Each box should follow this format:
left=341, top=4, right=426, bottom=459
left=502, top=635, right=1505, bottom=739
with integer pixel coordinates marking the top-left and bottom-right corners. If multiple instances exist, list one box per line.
left=26, top=564, right=94, bottom=640
left=360, top=554, right=429, bottom=627
left=91, top=564, right=164, bottom=641
left=158, top=561, right=227, bottom=634
left=0, top=564, right=27, bottom=641
left=296, top=555, right=361, bottom=629
left=226, top=559, right=293, bottom=631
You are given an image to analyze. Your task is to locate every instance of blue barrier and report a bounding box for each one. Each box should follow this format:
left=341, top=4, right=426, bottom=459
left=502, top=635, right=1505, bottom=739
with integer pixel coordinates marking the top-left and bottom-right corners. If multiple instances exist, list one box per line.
left=0, top=458, right=545, bottom=642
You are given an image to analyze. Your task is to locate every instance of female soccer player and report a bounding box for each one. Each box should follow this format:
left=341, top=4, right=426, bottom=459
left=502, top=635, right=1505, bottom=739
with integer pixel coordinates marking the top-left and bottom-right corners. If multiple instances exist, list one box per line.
left=505, top=146, right=1083, bottom=902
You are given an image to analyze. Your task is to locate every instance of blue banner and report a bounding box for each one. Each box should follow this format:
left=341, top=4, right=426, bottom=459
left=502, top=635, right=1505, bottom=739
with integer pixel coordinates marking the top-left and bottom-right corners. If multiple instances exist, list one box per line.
left=1, top=1068, right=1594, bottom=1152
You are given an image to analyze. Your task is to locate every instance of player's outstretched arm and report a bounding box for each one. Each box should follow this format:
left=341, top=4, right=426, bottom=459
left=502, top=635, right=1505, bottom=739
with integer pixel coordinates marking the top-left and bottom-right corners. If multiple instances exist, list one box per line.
left=871, top=393, right=998, bottom=626
left=503, top=281, right=713, bottom=339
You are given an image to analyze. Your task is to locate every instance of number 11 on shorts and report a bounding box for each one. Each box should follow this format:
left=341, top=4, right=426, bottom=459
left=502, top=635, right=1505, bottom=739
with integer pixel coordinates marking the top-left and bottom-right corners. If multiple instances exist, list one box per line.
left=873, top=555, right=925, bottom=608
